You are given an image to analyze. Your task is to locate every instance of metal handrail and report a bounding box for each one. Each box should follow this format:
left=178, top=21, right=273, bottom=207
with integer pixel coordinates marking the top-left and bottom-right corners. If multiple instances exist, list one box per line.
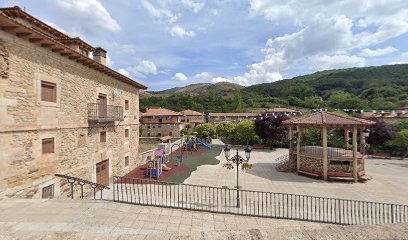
left=55, top=174, right=110, bottom=199
left=87, top=103, right=123, bottom=122
left=113, top=176, right=408, bottom=225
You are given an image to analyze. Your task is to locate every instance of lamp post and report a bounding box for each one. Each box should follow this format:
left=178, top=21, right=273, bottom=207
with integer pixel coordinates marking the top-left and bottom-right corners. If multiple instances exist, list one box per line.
left=223, top=145, right=252, bottom=208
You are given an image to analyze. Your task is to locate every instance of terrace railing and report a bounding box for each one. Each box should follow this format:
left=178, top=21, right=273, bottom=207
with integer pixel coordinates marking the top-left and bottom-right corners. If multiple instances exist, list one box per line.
left=55, top=174, right=110, bottom=199
left=113, top=176, right=408, bottom=225
left=87, top=103, right=123, bottom=122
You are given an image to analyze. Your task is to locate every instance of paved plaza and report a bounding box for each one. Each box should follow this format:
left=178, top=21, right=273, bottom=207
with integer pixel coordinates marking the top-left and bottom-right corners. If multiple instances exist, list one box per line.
left=184, top=148, right=408, bottom=205
left=0, top=199, right=407, bottom=239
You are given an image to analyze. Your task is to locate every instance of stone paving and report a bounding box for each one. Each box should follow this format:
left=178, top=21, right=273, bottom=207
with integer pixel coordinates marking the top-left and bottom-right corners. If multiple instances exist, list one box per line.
left=1, top=199, right=407, bottom=239
left=184, top=148, right=408, bottom=205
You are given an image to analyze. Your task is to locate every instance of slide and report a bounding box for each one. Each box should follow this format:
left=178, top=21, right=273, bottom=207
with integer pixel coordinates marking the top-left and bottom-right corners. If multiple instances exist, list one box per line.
left=162, top=163, right=171, bottom=171
left=197, top=139, right=212, bottom=149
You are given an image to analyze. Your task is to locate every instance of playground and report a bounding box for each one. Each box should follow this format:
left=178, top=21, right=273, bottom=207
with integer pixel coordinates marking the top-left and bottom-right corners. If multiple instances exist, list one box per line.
left=124, top=136, right=221, bottom=183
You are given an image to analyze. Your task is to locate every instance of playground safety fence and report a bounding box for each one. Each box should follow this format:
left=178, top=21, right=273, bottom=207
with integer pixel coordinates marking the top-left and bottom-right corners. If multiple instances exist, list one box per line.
left=113, top=176, right=408, bottom=225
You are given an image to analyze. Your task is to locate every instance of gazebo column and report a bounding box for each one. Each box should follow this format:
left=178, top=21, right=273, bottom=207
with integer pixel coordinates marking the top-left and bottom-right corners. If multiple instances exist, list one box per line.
left=352, top=126, right=358, bottom=182
left=322, top=126, right=328, bottom=180
left=359, top=128, right=365, bottom=154
left=343, top=129, right=348, bottom=149
left=296, top=126, right=302, bottom=172
left=289, top=126, right=293, bottom=148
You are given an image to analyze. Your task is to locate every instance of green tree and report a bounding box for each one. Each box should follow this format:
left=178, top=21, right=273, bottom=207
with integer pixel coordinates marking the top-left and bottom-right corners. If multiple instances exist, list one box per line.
left=216, top=121, right=236, bottom=138
left=304, top=95, right=325, bottom=109
left=193, top=124, right=216, bottom=140
left=388, top=129, right=408, bottom=158
left=328, top=91, right=368, bottom=109
left=233, top=89, right=243, bottom=112
left=234, top=120, right=257, bottom=145
left=396, top=120, right=408, bottom=131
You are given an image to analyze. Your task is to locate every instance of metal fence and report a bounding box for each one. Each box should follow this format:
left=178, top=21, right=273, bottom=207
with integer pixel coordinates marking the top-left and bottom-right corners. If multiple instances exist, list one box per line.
left=113, top=176, right=408, bottom=225
left=87, top=103, right=123, bottom=122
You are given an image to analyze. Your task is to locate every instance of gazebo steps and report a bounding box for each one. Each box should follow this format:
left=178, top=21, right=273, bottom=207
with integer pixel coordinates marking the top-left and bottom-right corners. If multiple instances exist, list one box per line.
left=298, top=170, right=320, bottom=179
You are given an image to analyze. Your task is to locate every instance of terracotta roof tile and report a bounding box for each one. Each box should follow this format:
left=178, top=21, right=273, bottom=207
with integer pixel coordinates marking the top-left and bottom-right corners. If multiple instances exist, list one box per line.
left=283, top=112, right=375, bottom=127
left=143, top=107, right=182, bottom=116
left=209, top=112, right=258, bottom=117
left=181, top=109, right=204, bottom=116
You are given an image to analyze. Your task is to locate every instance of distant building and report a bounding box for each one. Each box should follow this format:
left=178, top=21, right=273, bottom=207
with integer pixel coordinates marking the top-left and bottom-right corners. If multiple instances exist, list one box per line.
left=0, top=6, right=146, bottom=199
left=360, top=110, right=408, bottom=124
left=181, top=109, right=205, bottom=127
left=208, top=113, right=258, bottom=124
left=262, top=107, right=300, bottom=116
left=140, top=107, right=183, bottom=137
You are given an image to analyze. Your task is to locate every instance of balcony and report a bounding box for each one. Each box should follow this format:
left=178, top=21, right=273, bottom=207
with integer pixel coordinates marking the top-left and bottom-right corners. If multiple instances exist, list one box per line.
left=88, top=103, right=123, bottom=122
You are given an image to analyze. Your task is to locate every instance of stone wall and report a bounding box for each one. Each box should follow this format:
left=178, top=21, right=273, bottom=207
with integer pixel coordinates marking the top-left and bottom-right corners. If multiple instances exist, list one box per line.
left=299, top=155, right=323, bottom=173
left=0, top=31, right=142, bottom=199
left=141, top=123, right=183, bottom=137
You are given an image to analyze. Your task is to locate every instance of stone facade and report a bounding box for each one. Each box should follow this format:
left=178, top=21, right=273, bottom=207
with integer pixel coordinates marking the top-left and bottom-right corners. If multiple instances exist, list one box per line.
left=0, top=31, right=142, bottom=199
left=141, top=123, right=183, bottom=138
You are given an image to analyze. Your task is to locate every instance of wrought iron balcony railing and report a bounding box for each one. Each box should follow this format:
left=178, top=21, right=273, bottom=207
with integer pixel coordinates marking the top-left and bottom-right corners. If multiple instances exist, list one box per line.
left=88, top=103, right=123, bottom=122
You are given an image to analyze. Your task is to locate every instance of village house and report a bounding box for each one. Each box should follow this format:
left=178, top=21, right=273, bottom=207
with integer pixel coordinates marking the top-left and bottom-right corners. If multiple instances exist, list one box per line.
left=208, top=112, right=258, bottom=124
left=0, top=6, right=147, bottom=199
left=262, top=107, right=300, bottom=116
left=140, top=107, right=183, bottom=137
left=180, top=109, right=205, bottom=133
left=360, top=110, right=408, bottom=124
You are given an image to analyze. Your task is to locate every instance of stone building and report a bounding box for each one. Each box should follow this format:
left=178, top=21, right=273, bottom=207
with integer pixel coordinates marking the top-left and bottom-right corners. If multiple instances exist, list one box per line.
left=140, top=107, right=183, bottom=137
left=0, top=7, right=147, bottom=199
left=208, top=112, right=258, bottom=124
left=180, top=109, right=205, bottom=133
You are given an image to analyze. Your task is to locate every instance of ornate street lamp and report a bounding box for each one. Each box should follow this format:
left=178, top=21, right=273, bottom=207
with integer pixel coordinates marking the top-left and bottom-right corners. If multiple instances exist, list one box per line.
left=223, top=145, right=252, bottom=208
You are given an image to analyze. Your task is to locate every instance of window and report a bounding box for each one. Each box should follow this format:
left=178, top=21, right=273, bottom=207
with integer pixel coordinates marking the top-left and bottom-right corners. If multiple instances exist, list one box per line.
left=124, top=156, right=129, bottom=167
left=157, top=133, right=161, bottom=137
left=42, top=184, right=54, bottom=199
left=100, top=132, right=106, bottom=143
left=147, top=132, right=151, bottom=137
left=42, top=138, right=55, bottom=154
left=147, top=125, right=150, bottom=129
left=125, top=100, right=129, bottom=110
left=41, top=81, right=56, bottom=102
left=169, top=132, right=172, bottom=136
left=125, top=129, right=129, bottom=138
left=153, top=125, right=156, bottom=128
left=158, top=125, right=161, bottom=129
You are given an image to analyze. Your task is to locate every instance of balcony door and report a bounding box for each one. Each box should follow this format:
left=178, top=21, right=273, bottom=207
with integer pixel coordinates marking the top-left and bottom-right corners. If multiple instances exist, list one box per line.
left=97, top=93, right=107, bottom=119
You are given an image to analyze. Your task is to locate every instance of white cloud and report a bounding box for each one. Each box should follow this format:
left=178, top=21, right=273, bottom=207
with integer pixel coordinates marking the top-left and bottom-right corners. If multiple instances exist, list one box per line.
left=310, top=54, right=366, bottom=71
left=128, top=60, right=158, bottom=78
left=140, top=0, right=179, bottom=23
left=106, top=54, right=113, bottom=67
left=359, top=46, right=397, bottom=57
left=53, top=0, right=120, bottom=35
left=212, top=77, right=232, bottom=83
left=194, top=72, right=211, bottom=79
left=118, top=68, right=130, bottom=77
left=181, top=0, right=205, bottom=13
left=171, top=73, right=188, bottom=82
left=391, top=52, right=408, bottom=64
left=170, top=25, right=196, bottom=38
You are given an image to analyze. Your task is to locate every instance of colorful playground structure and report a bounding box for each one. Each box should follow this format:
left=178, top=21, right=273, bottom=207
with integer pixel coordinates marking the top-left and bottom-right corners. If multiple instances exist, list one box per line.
left=185, top=136, right=212, bottom=152
left=146, top=149, right=172, bottom=178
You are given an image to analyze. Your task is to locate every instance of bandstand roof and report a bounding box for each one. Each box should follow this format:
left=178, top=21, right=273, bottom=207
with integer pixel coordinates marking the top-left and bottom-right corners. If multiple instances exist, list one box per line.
left=283, top=112, right=375, bottom=128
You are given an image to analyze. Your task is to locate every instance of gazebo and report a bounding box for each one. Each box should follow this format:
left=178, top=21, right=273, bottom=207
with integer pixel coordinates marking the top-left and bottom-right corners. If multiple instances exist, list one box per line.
left=283, top=112, right=375, bottom=182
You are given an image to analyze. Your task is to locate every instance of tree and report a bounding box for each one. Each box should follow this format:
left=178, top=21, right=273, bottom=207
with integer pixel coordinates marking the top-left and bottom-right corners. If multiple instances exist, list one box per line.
left=396, top=120, right=408, bottom=131
left=387, top=129, right=408, bottom=158
left=216, top=121, right=236, bottom=138
left=234, top=120, right=257, bottom=144
left=233, top=89, right=243, bottom=112
left=327, top=91, right=368, bottom=109
left=366, top=120, right=397, bottom=145
left=193, top=124, right=216, bottom=140
left=255, top=115, right=289, bottom=143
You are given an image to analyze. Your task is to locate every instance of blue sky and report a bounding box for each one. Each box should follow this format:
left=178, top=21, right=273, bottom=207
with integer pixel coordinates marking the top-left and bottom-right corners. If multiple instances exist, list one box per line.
left=2, top=0, right=408, bottom=90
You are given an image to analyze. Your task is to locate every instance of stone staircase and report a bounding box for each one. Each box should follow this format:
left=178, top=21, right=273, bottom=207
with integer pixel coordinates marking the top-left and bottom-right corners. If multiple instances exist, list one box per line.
left=0, top=199, right=407, bottom=239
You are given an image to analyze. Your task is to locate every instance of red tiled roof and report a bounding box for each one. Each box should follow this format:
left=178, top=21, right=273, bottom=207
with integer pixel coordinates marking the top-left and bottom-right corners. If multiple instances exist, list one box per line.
left=283, top=112, right=375, bottom=127
left=181, top=109, right=204, bottom=116
left=209, top=112, right=258, bottom=117
left=0, top=6, right=147, bottom=90
left=143, top=107, right=182, bottom=116
left=264, top=107, right=299, bottom=113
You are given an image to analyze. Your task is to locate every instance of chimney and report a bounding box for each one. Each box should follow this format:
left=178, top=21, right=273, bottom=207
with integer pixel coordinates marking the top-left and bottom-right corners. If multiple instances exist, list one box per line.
left=93, top=47, right=107, bottom=66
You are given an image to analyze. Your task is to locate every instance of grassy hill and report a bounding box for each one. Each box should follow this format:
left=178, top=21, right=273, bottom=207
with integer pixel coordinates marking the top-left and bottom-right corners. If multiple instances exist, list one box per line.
left=148, top=82, right=243, bottom=95
left=140, top=64, right=408, bottom=113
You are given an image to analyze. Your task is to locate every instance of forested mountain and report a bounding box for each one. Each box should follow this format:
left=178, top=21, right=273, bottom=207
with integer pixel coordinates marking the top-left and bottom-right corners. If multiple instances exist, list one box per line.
left=148, top=82, right=243, bottom=95
left=140, top=64, right=408, bottom=113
